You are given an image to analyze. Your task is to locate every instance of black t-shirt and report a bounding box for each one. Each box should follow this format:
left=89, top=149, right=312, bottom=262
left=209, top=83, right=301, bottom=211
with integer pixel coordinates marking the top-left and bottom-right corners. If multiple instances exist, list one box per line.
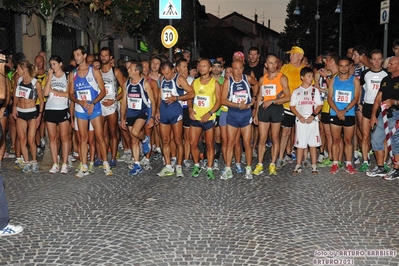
left=379, top=75, right=399, bottom=103
left=244, top=62, right=264, bottom=81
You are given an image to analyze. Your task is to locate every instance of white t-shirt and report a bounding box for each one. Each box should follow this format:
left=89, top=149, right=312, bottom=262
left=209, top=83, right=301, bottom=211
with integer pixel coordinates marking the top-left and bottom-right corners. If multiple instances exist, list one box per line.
left=290, top=85, right=323, bottom=118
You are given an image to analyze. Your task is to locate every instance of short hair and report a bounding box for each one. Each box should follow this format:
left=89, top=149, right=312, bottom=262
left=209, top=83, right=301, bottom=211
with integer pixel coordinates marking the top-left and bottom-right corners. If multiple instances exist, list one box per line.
left=161, top=61, right=174, bottom=70
left=248, top=47, right=259, bottom=54
left=392, top=39, right=399, bottom=48
left=182, top=50, right=191, bottom=55
left=174, top=52, right=184, bottom=62
left=133, top=62, right=143, bottom=75
left=370, top=49, right=383, bottom=57
left=199, top=58, right=212, bottom=67
left=300, top=67, right=313, bottom=77
left=100, top=47, right=112, bottom=55
left=265, top=53, right=278, bottom=61
left=176, top=58, right=187, bottom=67
left=328, top=53, right=340, bottom=66
left=339, top=56, right=351, bottom=64
left=352, top=45, right=368, bottom=56
left=73, top=46, right=87, bottom=55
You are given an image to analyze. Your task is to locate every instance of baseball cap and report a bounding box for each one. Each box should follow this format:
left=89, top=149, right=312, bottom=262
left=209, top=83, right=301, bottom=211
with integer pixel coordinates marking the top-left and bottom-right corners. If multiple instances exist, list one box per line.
left=210, top=59, right=222, bottom=66
left=286, top=46, right=304, bottom=55
left=233, top=51, right=245, bottom=61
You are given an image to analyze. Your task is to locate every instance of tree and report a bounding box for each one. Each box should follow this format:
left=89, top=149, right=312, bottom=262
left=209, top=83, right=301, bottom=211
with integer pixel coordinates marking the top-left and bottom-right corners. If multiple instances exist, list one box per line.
left=279, top=0, right=399, bottom=60
left=4, top=0, right=112, bottom=61
left=66, top=0, right=152, bottom=54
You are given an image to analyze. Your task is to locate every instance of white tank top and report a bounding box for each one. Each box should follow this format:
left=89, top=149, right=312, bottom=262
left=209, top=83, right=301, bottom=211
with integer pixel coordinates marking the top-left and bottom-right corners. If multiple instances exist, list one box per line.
left=45, top=73, right=69, bottom=110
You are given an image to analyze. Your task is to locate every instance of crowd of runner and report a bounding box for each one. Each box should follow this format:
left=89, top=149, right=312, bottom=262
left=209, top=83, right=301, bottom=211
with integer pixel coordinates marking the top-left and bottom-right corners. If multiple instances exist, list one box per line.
left=2, top=41, right=399, bottom=181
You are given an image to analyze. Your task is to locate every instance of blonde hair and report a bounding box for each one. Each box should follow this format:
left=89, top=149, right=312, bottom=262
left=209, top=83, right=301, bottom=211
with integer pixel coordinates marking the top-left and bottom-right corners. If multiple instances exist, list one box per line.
left=18, top=60, right=38, bottom=78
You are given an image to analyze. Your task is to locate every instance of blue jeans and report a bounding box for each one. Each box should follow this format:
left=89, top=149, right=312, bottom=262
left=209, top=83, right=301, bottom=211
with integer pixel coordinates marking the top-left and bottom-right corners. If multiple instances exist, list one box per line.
left=372, top=111, right=399, bottom=153
left=0, top=175, right=10, bottom=230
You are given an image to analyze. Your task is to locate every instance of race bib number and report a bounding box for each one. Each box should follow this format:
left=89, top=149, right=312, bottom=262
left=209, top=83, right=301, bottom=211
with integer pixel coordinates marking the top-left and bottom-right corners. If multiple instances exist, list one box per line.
left=194, top=95, right=210, bottom=108
left=52, top=86, right=64, bottom=98
left=232, top=92, right=247, bottom=104
left=261, top=84, right=276, bottom=97
left=77, top=89, right=92, bottom=101
left=15, top=86, right=31, bottom=99
left=128, top=98, right=142, bottom=110
left=335, top=90, right=351, bottom=103
left=105, top=83, right=114, bottom=96
left=162, top=89, right=173, bottom=101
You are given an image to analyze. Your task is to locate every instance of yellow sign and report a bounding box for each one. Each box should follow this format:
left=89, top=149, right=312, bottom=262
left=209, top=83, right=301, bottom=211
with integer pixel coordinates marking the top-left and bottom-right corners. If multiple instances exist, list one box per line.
left=161, top=25, right=178, bottom=49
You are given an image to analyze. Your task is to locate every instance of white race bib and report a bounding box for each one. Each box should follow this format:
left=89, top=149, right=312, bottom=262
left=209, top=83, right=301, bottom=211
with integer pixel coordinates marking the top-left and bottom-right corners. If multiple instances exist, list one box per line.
left=15, top=86, right=31, bottom=99
left=261, top=84, right=276, bottom=97
left=232, top=92, right=247, bottom=104
left=77, top=89, right=92, bottom=101
left=105, top=83, right=114, bottom=96
left=128, top=98, right=142, bottom=110
left=162, top=89, right=173, bottom=101
left=194, top=95, right=210, bottom=108
left=335, top=90, right=351, bottom=103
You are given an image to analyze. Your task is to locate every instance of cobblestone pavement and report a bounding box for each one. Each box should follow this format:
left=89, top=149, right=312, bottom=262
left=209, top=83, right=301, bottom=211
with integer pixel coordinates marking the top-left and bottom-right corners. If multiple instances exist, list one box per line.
left=0, top=155, right=398, bottom=266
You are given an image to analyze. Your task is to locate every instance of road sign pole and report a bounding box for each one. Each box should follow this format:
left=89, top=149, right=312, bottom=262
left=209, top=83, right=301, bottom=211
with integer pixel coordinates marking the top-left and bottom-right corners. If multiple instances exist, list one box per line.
left=169, top=19, right=173, bottom=61
left=383, top=23, right=388, bottom=59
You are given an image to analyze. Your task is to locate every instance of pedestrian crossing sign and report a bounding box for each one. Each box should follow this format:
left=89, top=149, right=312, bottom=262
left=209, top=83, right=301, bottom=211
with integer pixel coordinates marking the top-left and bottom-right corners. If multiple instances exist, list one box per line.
left=159, top=0, right=181, bottom=19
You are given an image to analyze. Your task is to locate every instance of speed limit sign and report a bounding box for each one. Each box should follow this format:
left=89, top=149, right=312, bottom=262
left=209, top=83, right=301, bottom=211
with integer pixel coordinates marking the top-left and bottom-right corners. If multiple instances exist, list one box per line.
left=161, top=25, right=178, bottom=49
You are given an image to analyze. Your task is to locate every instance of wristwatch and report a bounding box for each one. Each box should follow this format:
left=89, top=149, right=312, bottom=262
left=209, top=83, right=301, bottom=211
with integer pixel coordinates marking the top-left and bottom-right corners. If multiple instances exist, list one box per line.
left=344, top=107, right=349, bottom=112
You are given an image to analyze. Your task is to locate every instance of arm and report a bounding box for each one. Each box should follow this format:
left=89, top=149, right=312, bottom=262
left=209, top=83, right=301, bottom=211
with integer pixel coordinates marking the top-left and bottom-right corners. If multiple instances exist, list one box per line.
left=144, top=80, right=156, bottom=128
left=43, top=69, right=53, bottom=97
left=114, top=68, right=126, bottom=102
left=35, top=82, right=44, bottom=129
left=120, top=80, right=127, bottom=131
left=247, top=74, right=259, bottom=99
left=91, top=68, right=106, bottom=105
left=370, top=91, right=382, bottom=128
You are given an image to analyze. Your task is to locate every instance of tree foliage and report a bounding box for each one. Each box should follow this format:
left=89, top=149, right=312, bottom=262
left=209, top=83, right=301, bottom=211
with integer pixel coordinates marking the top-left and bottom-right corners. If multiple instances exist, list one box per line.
left=280, top=0, right=399, bottom=60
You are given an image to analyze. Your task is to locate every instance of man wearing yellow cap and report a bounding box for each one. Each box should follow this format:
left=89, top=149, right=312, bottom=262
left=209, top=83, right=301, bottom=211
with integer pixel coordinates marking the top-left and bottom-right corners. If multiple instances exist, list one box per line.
left=278, top=46, right=306, bottom=168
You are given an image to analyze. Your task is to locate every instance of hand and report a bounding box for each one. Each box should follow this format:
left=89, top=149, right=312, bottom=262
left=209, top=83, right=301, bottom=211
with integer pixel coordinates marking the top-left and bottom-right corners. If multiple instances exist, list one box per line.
left=382, top=99, right=395, bottom=109
left=146, top=117, right=154, bottom=129
left=165, top=95, right=177, bottom=105
left=36, top=114, right=42, bottom=129
left=86, top=103, right=94, bottom=115
left=299, top=116, right=306, bottom=123
left=306, top=116, right=314, bottom=124
left=337, top=110, right=346, bottom=121
left=369, top=116, right=377, bottom=129
left=48, top=68, right=54, bottom=76
left=253, top=116, right=258, bottom=125
left=200, top=112, right=211, bottom=123
left=357, top=104, right=363, bottom=113
left=262, top=100, right=273, bottom=109
left=12, top=109, right=17, bottom=120
left=155, top=112, right=161, bottom=122
left=101, top=99, right=115, bottom=107
left=120, top=119, right=127, bottom=131
left=188, top=109, right=196, bottom=121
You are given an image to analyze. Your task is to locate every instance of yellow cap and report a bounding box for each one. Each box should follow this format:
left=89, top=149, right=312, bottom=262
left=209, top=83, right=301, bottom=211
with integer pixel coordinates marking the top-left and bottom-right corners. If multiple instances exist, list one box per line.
left=286, top=46, right=304, bottom=54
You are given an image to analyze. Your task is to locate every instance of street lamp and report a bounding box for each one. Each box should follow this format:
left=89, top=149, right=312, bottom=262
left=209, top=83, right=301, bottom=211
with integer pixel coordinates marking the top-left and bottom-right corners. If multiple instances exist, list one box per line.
left=335, top=0, right=342, bottom=56
left=305, top=0, right=320, bottom=57
left=293, top=0, right=301, bottom=15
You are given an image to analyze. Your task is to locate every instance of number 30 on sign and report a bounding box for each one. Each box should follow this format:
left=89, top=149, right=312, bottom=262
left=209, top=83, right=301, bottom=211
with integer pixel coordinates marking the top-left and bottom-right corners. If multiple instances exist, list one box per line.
left=161, top=25, right=178, bottom=49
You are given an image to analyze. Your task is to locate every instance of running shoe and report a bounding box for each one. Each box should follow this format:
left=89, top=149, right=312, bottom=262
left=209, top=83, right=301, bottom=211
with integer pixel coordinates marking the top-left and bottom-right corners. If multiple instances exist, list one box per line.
left=366, top=166, right=387, bottom=177
left=191, top=165, right=201, bottom=178
left=317, top=154, right=325, bottom=164
left=88, top=162, right=94, bottom=173
left=269, top=164, right=277, bottom=175
left=311, top=165, right=319, bottom=175
left=142, top=135, right=151, bottom=155
left=157, top=166, right=174, bottom=177
left=94, top=158, right=103, bottom=167
left=176, top=166, right=184, bottom=178
left=252, top=164, right=264, bottom=176
left=383, top=169, right=399, bottom=181
left=318, top=158, right=333, bottom=167
left=103, top=163, right=113, bottom=176
left=60, top=164, right=68, bottom=174
left=221, top=168, right=233, bottom=180
left=292, top=164, right=302, bottom=175
left=235, top=164, right=244, bottom=173
left=206, top=169, right=215, bottom=180
left=345, top=164, right=356, bottom=175
left=76, top=164, right=89, bottom=178
left=275, top=159, right=284, bottom=169
left=22, top=163, right=31, bottom=173
left=329, top=163, right=339, bottom=174
left=183, top=160, right=192, bottom=169
left=359, top=162, right=370, bottom=172
left=212, top=159, right=219, bottom=171
left=129, top=164, right=143, bottom=176
left=245, top=166, right=253, bottom=179
left=49, top=164, right=59, bottom=174
left=109, top=159, right=117, bottom=169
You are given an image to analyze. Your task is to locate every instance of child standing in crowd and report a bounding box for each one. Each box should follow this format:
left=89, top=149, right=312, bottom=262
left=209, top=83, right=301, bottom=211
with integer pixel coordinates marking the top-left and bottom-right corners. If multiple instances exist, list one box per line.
left=289, top=67, right=323, bottom=174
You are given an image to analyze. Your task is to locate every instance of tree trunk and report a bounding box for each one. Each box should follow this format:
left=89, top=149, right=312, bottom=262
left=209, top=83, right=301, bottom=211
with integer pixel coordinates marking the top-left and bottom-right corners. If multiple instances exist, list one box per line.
left=41, top=17, right=54, bottom=169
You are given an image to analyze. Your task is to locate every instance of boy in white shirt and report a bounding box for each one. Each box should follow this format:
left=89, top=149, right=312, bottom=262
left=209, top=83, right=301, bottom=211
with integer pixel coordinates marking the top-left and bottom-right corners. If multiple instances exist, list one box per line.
left=290, top=67, right=323, bottom=174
